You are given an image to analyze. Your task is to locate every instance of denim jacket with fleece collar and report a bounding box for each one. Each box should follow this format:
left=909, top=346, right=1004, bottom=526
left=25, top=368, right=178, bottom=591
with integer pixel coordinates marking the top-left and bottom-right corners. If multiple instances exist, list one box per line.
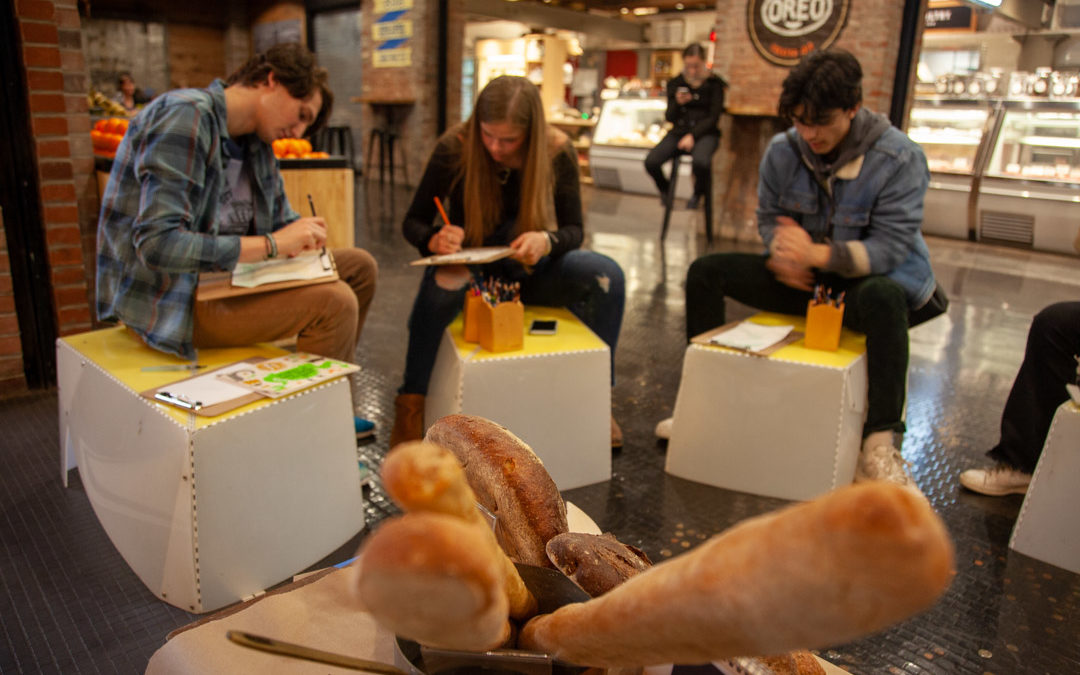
left=755, top=125, right=937, bottom=310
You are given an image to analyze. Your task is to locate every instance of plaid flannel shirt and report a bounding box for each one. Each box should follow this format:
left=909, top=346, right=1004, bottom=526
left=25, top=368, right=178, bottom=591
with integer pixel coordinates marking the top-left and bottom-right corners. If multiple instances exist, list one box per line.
left=96, top=79, right=300, bottom=359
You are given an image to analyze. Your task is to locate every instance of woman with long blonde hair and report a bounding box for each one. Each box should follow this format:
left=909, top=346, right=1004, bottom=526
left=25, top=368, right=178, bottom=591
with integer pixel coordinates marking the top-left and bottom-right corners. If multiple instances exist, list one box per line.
left=391, top=76, right=625, bottom=447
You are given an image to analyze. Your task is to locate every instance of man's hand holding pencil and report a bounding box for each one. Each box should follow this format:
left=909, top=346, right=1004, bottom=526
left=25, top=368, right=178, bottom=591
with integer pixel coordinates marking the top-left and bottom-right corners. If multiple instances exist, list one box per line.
left=429, top=196, right=465, bottom=255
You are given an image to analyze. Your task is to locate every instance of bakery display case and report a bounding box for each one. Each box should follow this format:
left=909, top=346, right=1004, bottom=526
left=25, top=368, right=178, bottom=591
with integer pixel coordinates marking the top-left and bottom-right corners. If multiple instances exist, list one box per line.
left=910, top=96, right=1080, bottom=255
left=589, top=96, right=692, bottom=198
left=908, top=98, right=996, bottom=241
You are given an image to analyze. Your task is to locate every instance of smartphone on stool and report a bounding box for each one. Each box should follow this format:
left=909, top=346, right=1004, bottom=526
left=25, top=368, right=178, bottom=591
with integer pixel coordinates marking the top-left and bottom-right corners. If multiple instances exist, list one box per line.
left=529, top=319, right=558, bottom=335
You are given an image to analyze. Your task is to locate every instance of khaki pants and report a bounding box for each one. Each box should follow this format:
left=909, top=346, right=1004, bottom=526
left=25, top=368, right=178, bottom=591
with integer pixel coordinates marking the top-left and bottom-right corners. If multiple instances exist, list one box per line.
left=193, top=248, right=377, bottom=363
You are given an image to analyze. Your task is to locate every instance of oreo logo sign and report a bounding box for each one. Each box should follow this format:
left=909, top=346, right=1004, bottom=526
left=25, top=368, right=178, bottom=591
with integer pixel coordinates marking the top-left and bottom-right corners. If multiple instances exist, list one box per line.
left=748, top=0, right=849, bottom=66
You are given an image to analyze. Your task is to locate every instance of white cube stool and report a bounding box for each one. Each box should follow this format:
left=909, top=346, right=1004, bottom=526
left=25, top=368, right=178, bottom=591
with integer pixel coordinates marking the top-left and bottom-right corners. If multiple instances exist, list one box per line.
left=1010, top=401, right=1080, bottom=574
left=57, top=327, right=366, bottom=613
left=426, top=306, right=610, bottom=491
left=665, top=312, right=868, bottom=501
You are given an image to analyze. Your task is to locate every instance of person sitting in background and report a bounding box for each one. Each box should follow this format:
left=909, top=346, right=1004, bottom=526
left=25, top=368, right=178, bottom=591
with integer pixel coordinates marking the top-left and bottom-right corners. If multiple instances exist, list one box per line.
left=644, top=43, right=726, bottom=210
left=391, top=75, right=626, bottom=449
left=655, top=49, right=947, bottom=488
left=960, top=301, right=1080, bottom=496
left=96, top=43, right=379, bottom=437
left=113, top=72, right=150, bottom=115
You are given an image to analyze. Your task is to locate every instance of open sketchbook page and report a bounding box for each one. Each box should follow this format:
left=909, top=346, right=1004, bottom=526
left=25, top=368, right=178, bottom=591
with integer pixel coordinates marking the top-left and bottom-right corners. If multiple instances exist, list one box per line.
left=232, top=251, right=334, bottom=288
left=709, top=321, right=795, bottom=352
left=149, top=360, right=266, bottom=411
left=217, top=352, right=360, bottom=398
left=410, top=246, right=515, bottom=266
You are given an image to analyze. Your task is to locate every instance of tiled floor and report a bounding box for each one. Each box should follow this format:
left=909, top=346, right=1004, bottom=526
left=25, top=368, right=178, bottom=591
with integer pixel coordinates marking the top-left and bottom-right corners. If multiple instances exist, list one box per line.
left=2, top=177, right=1079, bottom=674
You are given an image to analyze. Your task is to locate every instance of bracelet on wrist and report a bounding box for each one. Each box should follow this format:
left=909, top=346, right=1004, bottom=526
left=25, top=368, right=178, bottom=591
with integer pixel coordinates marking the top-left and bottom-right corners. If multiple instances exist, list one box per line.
left=264, top=233, right=278, bottom=259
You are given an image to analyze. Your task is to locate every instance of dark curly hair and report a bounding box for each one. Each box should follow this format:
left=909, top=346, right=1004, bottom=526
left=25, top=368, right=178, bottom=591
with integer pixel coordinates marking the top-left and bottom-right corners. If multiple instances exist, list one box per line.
left=226, top=42, right=334, bottom=135
left=777, top=49, right=862, bottom=125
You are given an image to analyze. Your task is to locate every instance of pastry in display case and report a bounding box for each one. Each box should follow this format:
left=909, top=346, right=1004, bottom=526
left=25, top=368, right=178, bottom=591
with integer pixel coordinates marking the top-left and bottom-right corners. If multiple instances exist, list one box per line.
left=589, top=97, right=692, bottom=197
left=985, top=104, right=1080, bottom=183
left=907, top=98, right=992, bottom=175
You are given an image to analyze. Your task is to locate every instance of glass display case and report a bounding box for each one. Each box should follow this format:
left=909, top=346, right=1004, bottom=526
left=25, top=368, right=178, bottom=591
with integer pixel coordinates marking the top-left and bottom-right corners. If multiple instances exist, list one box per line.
left=592, top=96, right=668, bottom=148
left=910, top=97, right=1080, bottom=254
left=589, top=97, right=692, bottom=197
left=985, top=103, right=1080, bottom=183
left=907, top=98, right=993, bottom=175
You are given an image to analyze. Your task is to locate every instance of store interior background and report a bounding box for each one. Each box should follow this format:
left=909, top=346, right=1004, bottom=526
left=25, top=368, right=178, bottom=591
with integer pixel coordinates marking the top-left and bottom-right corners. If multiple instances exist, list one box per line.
left=4, top=0, right=1080, bottom=672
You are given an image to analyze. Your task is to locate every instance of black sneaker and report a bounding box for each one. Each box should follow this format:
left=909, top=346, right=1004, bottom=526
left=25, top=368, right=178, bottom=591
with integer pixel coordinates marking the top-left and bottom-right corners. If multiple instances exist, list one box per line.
left=686, top=194, right=702, bottom=210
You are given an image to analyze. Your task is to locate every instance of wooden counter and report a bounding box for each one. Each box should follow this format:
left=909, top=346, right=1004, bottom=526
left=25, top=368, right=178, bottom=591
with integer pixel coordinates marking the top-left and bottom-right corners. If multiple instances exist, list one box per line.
left=94, top=157, right=355, bottom=250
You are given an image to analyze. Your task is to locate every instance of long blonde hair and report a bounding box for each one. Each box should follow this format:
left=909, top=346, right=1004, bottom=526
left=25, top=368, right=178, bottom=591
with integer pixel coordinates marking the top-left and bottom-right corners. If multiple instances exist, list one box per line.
left=458, top=76, right=563, bottom=246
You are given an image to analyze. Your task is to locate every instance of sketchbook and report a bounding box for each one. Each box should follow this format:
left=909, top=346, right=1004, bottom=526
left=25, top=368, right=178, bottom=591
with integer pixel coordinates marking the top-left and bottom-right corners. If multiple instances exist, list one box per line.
left=410, top=246, right=515, bottom=266
left=140, top=359, right=267, bottom=416
left=196, top=250, right=338, bottom=301
left=216, top=352, right=360, bottom=398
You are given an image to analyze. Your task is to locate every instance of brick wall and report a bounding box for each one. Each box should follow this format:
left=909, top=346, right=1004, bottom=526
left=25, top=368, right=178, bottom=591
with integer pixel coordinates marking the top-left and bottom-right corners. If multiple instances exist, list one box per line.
left=0, top=209, right=24, bottom=394
left=13, top=0, right=96, bottom=387
left=360, top=0, right=464, bottom=185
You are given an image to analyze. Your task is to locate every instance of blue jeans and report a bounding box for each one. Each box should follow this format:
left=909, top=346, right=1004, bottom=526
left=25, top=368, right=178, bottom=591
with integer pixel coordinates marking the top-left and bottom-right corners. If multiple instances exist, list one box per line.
left=401, top=250, right=625, bottom=395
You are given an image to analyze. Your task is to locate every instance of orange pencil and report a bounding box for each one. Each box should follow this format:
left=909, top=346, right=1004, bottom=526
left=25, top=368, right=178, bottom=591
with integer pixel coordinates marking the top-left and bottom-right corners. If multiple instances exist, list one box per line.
left=433, top=196, right=451, bottom=228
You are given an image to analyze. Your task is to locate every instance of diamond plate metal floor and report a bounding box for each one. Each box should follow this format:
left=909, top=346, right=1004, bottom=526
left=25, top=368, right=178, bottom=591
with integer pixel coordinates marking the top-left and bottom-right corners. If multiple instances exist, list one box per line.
left=2, top=179, right=1078, bottom=674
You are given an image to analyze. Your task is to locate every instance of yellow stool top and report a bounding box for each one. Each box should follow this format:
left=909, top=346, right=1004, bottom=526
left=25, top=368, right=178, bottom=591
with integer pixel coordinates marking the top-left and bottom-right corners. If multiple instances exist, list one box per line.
left=447, top=306, right=607, bottom=362
left=60, top=326, right=308, bottom=427
left=698, top=312, right=866, bottom=369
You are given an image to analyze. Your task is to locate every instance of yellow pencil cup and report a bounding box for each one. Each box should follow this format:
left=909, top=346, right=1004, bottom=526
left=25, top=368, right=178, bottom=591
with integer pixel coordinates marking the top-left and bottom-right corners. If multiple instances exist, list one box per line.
left=478, top=300, right=524, bottom=353
left=463, top=293, right=484, bottom=343
left=804, top=301, right=844, bottom=351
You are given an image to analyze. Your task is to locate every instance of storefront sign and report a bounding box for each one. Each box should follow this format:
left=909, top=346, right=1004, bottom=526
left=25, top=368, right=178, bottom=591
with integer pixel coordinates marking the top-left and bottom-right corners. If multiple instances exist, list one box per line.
left=746, top=0, right=850, bottom=67
left=373, top=19, right=413, bottom=41
left=925, top=3, right=976, bottom=30
left=374, top=46, right=411, bottom=68
left=374, top=0, right=412, bottom=12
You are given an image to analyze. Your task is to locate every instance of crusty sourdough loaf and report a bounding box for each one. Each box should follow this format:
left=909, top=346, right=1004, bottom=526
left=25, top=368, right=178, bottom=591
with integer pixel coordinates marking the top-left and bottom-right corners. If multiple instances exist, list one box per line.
left=546, top=532, right=652, bottom=597
left=381, top=441, right=537, bottom=619
left=519, top=483, right=954, bottom=667
left=354, top=512, right=511, bottom=651
left=425, top=415, right=568, bottom=568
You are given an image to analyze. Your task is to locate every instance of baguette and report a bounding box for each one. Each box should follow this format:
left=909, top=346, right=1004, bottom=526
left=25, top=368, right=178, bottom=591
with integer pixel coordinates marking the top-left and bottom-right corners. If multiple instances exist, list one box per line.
left=519, top=483, right=954, bottom=667
left=425, top=414, right=568, bottom=568
left=381, top=441, right=538, bottom=619
left=355, top=512, right=510, bottom=651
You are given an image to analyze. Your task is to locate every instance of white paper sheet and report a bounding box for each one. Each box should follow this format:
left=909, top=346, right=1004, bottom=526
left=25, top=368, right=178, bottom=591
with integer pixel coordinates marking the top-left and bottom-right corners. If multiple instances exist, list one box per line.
left=231, top=251, right=334, bottom=288
left=154, top=361, right=265, bottom=410
left=709, top=322, right=794, bottom=352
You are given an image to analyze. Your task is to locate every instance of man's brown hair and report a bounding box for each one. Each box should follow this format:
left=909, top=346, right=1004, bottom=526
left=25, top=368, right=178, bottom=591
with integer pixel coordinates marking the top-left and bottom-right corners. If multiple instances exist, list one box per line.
left=226, top=42, right=334, bottom=135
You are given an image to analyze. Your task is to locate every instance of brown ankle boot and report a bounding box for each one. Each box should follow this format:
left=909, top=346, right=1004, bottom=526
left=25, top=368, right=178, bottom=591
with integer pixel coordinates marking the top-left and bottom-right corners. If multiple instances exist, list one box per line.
left=390, top=393, right=425, bottom=448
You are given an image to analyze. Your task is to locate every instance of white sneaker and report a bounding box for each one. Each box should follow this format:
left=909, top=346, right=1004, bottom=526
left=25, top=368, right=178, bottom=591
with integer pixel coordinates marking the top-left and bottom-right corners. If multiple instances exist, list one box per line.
left=855, top=445, right=915, bottom=487
left=959, top=464, right=1031, bottom=496
left=655, top=417, right=673, bottom=440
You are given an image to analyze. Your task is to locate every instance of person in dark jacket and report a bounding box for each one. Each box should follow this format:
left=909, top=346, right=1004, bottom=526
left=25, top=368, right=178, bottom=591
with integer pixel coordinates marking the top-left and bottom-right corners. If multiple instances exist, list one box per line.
left=644, top=43, right=726, bottom=210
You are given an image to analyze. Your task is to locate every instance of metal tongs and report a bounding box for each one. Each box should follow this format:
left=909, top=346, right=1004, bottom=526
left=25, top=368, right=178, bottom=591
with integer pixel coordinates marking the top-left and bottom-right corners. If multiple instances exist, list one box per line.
left=226, top=630, right=408, bottom=674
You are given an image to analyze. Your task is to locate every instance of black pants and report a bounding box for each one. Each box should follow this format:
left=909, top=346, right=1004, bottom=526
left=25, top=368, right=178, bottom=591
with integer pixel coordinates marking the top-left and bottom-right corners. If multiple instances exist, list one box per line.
left=988, top=301, right=1080, bottom=473
left=685, top=252, right=916, bottom=437
left=644, top=131, right=718, bottom=197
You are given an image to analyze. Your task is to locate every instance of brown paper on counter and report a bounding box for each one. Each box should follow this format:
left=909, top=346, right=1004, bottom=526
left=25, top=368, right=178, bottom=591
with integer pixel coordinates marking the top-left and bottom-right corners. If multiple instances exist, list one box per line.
left=145, top=565, right=396, bottom=674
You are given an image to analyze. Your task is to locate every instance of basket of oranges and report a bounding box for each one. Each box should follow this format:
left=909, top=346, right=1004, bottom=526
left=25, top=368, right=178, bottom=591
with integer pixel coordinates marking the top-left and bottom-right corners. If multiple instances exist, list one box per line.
left=272, top=137, right=330, bottom=160
left=91, top=117, right=129, bottom=159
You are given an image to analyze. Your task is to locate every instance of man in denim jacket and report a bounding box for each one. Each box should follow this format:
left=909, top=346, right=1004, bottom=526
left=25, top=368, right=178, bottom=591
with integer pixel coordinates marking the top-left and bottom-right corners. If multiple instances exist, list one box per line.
left=659, top=49, right=943, bottom=487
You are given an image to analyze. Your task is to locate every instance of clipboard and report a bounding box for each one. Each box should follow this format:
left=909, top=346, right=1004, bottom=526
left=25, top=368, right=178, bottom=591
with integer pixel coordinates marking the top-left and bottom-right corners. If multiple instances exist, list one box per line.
left=410, top=246, right=515, bottom=266
left=197, top=250, right=339, bottom=302
left=140, top=359, right=267, bottom=416
left=691, top=320, right=803, bottom=357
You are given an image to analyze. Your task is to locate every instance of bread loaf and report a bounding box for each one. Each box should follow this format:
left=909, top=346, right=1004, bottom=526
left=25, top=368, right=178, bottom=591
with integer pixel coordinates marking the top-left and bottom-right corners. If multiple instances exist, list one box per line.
left=546, top=532, right=652, bottom=597
left=519, top=483, right=954, bottom=667
left=425, top=414, right=568, bottom=568
left=758, top=651, right=826, bottom=675
left=355, top=512, right=510, bottom=651
left=381, top=441, right=538, bottom=619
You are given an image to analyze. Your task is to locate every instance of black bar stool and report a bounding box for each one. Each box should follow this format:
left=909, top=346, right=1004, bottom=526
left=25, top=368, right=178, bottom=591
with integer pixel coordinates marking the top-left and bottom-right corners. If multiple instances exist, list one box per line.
left=363, top=102, right=412, bottom=186
left=313, top=126, right=357, bottom=171
left=661, top=153, right=714, bottom=243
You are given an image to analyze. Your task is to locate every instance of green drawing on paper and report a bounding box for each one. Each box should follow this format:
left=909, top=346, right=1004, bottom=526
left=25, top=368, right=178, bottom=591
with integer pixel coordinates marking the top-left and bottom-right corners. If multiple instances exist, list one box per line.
left=264, top=361, right=339, bottom=384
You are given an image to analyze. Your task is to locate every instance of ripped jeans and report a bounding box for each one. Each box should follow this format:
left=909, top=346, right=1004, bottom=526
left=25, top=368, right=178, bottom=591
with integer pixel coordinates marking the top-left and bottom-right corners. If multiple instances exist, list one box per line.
left=400, top=249, right=625, bottom=394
